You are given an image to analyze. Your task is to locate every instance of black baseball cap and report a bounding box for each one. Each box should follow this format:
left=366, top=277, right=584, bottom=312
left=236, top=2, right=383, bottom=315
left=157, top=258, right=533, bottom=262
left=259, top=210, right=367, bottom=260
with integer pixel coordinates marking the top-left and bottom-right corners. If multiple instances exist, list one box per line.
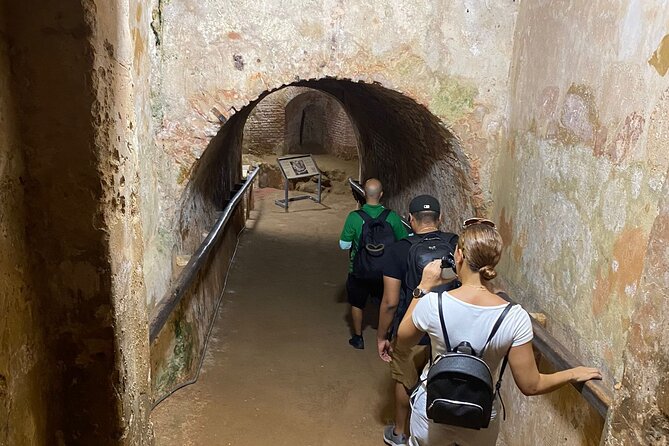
left=409, top=195, right=441, bottom=214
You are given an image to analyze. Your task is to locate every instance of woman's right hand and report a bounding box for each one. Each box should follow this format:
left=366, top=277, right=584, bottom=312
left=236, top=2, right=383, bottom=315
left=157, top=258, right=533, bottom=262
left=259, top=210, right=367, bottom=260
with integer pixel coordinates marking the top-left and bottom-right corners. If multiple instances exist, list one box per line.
left=417, top=260, right=449, bottom=291
left=569, top=366, right=602, bottom=383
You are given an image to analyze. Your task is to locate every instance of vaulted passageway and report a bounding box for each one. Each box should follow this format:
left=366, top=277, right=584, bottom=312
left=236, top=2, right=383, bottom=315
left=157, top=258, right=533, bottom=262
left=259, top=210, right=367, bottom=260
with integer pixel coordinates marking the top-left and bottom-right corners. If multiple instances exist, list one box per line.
left=150, top=77, right=477, bottom=415
left=4, top=1, right=669, bottom=444
left=181, top=78, right=474, bottom=245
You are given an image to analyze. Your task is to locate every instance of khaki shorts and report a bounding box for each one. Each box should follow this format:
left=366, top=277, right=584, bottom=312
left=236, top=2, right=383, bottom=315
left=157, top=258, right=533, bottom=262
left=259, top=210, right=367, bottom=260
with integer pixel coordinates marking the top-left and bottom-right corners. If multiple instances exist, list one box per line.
left=389, top=339, right=430, bottom=390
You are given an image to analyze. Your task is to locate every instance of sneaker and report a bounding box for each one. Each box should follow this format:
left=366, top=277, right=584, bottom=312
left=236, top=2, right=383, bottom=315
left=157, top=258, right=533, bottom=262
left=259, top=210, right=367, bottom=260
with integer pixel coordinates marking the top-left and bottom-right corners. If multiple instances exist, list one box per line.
left=383, top=425, right=407, bottom=446
left=348, top=334, right=364, bottom=349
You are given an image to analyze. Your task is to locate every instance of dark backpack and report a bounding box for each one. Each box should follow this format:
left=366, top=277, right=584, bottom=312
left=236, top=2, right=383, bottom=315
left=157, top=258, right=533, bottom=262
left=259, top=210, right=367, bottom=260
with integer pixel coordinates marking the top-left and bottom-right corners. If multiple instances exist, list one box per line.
left=352, top=209, right=396, bottom=279
left=391, top=233, right=460, bottom=338
left=405, top=232, right=459, bottom=292
left=425, top=293, right=515, bottom=430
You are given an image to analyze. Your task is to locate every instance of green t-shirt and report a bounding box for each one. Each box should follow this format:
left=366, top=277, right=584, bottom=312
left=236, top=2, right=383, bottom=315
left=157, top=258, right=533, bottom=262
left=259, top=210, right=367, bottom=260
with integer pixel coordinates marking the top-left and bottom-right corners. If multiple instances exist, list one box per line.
left=340, top=204, right=408, bottom=272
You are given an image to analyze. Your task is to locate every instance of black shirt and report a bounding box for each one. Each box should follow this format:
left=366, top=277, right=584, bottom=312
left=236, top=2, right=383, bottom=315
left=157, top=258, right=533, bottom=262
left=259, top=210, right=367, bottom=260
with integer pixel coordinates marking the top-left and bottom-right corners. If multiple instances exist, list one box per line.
left=382, top=231, right=442, bottom=343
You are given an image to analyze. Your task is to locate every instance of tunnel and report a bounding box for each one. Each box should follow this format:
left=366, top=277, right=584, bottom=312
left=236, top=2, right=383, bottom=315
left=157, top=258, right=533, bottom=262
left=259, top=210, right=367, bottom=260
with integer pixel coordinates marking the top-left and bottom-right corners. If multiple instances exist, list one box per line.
left=183, top=78, right=475, bottom=244
left=149, top=79, right=480, bottom=444
left=3, top=0, right=669, bottom=445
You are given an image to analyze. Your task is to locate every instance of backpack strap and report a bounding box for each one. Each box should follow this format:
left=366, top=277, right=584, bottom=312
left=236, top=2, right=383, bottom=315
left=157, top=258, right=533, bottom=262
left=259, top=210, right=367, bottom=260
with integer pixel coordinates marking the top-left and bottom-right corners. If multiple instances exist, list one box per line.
left=356, top=208, right=391, bottom=224
left=355, top=209, right=372, bottom=223
left=437, top=292, right=452, bottom=352
left=377, top=208, right=391, bottom=222
left=485, top=302, right=516, bottom=421
left=479, top=302, right=516, bottom=358
left=494, top=350, right=511, bottom=421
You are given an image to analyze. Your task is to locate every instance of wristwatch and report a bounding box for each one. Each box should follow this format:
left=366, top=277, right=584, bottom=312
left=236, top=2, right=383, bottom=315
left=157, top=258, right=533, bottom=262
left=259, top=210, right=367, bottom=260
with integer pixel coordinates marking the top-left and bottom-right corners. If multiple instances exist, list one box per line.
left=412, top=288, right=428, bottom=298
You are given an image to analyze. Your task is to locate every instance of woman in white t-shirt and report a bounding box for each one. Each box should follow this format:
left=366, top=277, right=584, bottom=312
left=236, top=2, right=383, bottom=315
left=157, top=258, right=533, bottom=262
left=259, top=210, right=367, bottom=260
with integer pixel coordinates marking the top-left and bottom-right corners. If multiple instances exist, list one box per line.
left=397, top=218, right=601, bottom=446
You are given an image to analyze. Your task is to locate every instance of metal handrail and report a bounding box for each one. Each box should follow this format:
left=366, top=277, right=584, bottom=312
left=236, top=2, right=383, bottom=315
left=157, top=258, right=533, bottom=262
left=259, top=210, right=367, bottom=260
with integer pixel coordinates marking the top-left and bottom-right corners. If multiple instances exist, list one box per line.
left=498, top=292, right=612, bottom=417
left=531, top=319, right=612, bottom=417
left=347, top=177, right=412, bottom=231
left=149, top=166, right=260, bottom=342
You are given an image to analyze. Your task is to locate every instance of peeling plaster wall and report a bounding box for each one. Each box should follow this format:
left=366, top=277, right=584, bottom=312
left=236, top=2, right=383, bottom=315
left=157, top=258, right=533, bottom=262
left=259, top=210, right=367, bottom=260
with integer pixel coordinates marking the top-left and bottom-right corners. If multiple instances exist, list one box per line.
left=495, top=1, right=669, bottom=444
left=145, top=0, right=520, bottom=309
left=606, top=165, right=669, bottom=444
left=0, top=6, right=48, bottom=444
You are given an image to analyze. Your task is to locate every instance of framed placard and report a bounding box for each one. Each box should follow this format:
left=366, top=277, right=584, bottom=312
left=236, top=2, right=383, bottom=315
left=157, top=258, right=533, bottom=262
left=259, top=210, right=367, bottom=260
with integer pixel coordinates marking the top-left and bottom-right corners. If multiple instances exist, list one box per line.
left=278, top=154, right=319, bottom=179
left=275, top=154, right=322, bottom=210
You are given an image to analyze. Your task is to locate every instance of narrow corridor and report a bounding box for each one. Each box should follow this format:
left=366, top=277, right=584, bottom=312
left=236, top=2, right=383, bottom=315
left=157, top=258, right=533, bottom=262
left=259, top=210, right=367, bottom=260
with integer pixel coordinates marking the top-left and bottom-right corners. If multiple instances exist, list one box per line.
left=151, top=189, right=393, bottom=445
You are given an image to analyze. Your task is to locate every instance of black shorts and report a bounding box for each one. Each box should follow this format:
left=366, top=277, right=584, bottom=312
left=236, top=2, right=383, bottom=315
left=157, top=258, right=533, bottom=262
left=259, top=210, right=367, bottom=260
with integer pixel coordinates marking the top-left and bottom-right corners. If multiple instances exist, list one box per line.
left=346, top=273, right=383, bottom=309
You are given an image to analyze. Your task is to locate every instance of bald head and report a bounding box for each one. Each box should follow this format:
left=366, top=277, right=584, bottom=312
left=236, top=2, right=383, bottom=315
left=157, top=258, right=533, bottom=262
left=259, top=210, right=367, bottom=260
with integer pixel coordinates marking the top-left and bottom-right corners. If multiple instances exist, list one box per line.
left=364, top=178, right=383, bottom=204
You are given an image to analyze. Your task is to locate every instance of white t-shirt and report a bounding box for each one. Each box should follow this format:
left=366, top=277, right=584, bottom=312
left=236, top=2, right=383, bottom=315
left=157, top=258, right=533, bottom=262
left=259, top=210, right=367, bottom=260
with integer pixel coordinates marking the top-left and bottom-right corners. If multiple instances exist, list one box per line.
left=412, top=290, right=534, bottom=381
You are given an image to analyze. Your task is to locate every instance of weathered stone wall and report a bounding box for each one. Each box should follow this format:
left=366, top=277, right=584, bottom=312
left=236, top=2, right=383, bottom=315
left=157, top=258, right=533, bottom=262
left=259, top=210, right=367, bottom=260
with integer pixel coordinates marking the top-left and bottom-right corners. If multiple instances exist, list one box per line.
left=495, top=1, right=669, bottom=444
left=6, top=2, right=120, bottom=442
left=0, top=5, right=49, bottom=444
left=151, top=206, right=245, bottom=401
left=606, top=165, right=669, bottom=444
left=3, top=0, right=152, bottom=444
left=98, top=0, right=154, bottom=442
left=148, top=99, right=250, bottom=406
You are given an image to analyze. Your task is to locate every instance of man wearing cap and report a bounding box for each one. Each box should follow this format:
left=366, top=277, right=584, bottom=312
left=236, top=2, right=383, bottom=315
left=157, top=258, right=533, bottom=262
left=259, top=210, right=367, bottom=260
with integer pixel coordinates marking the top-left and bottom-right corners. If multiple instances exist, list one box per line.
left=377, top=195, right=460, bottom=446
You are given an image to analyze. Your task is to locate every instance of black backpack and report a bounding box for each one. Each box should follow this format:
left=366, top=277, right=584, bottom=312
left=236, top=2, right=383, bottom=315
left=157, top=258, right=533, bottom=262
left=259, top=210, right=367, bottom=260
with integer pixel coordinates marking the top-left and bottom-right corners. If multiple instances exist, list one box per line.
left=405, top=232, right=459, bottom=292
left=425, top=293, right=515, bottom=430
left=391, top=232, right=460, bottom=337
left=352, top=209, right=396, bottom=279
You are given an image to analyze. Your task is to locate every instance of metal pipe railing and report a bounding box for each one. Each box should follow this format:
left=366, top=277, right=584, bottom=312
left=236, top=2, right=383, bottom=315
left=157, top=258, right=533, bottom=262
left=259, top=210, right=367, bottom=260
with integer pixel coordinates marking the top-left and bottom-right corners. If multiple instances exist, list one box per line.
left=530, top=319, right=612, bottom=417
left=149, top=166, right=260, bottom=342
left=497, top=292, right=612, bottom=417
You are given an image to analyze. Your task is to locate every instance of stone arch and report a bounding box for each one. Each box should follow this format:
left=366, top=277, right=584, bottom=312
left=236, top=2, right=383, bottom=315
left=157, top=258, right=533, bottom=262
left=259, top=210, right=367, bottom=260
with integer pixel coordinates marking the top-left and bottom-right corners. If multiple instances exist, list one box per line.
left=181, top=77, right=475, bottom=251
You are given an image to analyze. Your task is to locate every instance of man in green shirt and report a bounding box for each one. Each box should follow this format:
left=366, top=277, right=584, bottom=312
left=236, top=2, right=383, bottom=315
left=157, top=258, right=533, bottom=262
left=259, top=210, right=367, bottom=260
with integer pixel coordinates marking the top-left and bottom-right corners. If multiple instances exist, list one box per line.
left=339, top=178, right=408, bottom=349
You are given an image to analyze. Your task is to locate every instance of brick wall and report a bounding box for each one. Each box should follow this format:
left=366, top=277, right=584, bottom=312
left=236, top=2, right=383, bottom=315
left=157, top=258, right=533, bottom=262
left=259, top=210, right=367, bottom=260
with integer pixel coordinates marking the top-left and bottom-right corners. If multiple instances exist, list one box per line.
left=242, top=86, right=358, bottom=159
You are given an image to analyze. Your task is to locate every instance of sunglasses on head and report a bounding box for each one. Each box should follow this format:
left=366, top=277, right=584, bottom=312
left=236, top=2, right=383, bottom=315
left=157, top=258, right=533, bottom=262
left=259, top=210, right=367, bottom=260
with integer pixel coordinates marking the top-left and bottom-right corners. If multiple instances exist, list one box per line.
left=462, top=218, right=496, bottom=229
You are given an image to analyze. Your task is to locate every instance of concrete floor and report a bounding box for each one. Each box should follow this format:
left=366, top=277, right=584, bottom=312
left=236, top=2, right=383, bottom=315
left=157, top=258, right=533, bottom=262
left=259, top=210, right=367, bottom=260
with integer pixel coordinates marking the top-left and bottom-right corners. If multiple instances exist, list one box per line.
left=151, top=187, right=395, bottom=445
